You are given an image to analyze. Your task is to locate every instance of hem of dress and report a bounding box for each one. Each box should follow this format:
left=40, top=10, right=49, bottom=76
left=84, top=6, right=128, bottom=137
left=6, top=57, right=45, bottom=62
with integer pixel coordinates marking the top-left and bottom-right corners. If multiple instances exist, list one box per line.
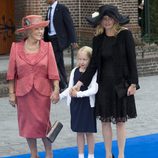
left=71, top=129, right=97, bottom=133
left=96, top=115, right=137, bottom=124
left=19, top=134, right=47, bottom=139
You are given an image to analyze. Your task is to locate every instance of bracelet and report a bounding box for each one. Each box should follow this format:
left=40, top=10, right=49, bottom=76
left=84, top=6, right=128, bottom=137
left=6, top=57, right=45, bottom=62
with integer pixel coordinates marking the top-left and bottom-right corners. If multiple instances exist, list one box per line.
left=9, top=92, right=15, bottom=94
left=53, top=88, right=60, bottom=93
left=54, top=85, right=59, bottom=90
left=9, top=92, right=15, bottom=96
left=131, top=84, right=136, bottom=88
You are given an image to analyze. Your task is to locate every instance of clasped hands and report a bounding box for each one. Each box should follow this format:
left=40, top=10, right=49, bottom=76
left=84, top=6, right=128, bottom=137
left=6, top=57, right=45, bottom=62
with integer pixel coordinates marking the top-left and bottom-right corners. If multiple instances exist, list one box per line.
left=50, top=90, right=59, bottom=104
left=69, top=81, right=82, bottom=97
left=69, top=87, right=78, bottom=97
left=50, top=86, right=78, bottom=104
left=51, top=81, right=82, bottom=103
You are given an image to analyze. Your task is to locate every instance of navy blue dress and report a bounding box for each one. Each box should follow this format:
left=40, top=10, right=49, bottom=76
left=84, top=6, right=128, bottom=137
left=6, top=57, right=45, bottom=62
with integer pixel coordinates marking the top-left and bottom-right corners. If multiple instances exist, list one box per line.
left=70, top=68, right=97, bottom=133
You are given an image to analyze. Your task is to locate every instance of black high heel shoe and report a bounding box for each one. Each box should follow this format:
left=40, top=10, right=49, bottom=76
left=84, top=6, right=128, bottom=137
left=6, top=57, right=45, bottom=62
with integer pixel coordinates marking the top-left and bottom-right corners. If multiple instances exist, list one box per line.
left=112, top=154, right=114, bottom=158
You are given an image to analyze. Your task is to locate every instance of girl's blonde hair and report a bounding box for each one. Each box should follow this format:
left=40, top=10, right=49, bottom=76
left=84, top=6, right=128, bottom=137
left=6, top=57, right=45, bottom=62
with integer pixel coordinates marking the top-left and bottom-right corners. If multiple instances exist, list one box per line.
left=95, top=20, right=124, bottom=36
left=77, top=46, right=92, bottom=59
left=76, top=46, right=92, bottom=66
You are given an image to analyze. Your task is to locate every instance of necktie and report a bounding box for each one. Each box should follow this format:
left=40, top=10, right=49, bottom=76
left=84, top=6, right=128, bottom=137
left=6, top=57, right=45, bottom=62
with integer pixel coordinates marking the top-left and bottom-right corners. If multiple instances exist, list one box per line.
left=48, top=7, right=52, bottom=33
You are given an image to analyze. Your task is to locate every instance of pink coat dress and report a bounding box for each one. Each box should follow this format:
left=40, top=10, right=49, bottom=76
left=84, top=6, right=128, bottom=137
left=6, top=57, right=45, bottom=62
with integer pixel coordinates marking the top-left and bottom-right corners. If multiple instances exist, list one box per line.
left=7, top=40, right=59, bottom=138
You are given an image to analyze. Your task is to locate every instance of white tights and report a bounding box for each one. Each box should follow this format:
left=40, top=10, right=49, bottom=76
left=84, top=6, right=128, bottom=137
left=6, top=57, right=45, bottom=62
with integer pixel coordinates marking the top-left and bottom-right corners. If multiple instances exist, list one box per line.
left=78, top=153, right=94, bottom=158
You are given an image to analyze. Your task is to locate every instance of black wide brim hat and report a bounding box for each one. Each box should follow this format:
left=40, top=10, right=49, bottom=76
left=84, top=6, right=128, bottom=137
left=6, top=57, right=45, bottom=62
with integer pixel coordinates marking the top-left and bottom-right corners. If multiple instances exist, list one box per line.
left=86, top=4, right=130, bottom=27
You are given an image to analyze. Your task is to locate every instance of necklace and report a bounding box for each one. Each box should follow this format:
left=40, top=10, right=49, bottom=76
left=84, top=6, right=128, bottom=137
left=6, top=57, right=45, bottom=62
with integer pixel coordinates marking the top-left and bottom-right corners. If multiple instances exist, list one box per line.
left=24, top=40, right=40, bottom=52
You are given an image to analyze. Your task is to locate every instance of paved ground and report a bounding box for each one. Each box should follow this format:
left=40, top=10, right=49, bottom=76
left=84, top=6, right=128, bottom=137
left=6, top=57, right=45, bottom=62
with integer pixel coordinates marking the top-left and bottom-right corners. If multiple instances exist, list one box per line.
left=0, top=74, right=158, bottom=157
left=0, top=55, right=9, bottom=72
left=1, top=50, right=158, bottom=157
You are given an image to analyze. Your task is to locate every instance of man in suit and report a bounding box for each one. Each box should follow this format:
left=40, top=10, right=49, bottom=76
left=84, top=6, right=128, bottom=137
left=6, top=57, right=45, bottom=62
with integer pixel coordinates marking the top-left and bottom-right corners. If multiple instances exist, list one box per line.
left=44, top=0, right=78, bottom=91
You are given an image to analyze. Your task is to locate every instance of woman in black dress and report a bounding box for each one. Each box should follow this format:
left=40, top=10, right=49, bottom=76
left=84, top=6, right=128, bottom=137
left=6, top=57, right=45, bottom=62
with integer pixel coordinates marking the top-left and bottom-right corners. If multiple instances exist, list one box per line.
left=73, top=4, right=139, bottom=158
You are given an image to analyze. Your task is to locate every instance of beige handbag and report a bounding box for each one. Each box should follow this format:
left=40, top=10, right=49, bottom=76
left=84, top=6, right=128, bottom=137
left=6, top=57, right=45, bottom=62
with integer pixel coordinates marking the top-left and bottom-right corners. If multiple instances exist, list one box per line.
left=46, top=121, right=63, bottom=143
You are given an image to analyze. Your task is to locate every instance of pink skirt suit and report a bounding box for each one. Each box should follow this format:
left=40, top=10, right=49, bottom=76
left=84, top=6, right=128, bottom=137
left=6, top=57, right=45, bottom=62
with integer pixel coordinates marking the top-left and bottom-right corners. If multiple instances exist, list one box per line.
left=7, top=40, right=59, bottom=138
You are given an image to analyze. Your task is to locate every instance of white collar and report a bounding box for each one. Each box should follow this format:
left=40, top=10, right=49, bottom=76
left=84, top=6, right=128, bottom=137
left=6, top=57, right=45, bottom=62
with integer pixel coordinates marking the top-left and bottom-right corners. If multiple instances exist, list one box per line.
left=50, top=1, right=58, bottom=9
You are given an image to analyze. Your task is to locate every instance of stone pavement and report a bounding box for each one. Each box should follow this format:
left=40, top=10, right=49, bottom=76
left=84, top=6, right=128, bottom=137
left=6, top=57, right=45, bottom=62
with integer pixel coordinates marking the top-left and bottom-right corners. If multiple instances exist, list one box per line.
left=0, top=50, right=158, bottom=157
left=0, top=74, right=158, bottom=157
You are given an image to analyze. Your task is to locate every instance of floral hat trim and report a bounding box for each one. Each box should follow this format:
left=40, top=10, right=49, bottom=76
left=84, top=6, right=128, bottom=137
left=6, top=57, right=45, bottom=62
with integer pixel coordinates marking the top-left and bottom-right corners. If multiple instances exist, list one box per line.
left=16, top=15, right=49, bottom=33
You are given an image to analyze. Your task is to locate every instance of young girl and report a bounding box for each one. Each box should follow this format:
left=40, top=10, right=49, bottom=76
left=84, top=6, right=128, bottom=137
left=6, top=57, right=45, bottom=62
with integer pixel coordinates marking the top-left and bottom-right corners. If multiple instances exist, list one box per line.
left=60, top=46, right=98, bottom=158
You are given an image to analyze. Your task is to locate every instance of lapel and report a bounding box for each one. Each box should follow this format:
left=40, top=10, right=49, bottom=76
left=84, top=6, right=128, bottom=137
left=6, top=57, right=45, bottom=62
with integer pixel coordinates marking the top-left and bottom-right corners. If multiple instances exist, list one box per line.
left=53, top=3, right=59, bottom=23
left=17, top=40, right=48, bottom=66
left=46, top=2, right=59, bottom=20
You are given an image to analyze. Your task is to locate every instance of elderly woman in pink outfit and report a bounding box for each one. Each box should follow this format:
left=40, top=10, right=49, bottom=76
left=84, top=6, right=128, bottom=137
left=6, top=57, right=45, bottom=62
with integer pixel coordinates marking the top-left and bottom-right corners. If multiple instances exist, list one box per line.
left=7, top=15, right=60, bottom=158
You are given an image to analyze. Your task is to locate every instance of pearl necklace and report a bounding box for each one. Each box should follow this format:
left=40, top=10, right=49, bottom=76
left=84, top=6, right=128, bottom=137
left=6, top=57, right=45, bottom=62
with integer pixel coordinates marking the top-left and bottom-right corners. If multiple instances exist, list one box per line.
left=24, top=40, right=40, bottom=52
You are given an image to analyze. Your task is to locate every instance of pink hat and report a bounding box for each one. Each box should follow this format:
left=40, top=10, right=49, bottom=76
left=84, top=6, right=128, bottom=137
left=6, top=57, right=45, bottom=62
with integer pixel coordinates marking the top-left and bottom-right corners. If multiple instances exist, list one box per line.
left=16, top=15, right=49, bottom=33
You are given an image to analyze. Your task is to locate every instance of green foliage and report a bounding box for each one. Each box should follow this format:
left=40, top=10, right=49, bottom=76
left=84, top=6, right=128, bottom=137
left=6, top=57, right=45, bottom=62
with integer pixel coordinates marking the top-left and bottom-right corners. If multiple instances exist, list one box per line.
left=149, top=0, right=158, bottom=43
left=141, top=0, right=158, bottom=43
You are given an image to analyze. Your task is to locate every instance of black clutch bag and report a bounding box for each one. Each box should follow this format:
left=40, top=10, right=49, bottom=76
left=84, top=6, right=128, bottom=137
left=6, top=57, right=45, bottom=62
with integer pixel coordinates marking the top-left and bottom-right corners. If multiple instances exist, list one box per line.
left=115, top=80, right=129, bottom=98
left=46, top=121, right=63, bottom=143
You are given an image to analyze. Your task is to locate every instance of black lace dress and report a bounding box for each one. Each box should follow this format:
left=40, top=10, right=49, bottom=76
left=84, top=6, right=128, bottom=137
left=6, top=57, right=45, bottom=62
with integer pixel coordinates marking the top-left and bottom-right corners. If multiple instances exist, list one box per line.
left=95, top=35, right=137, bottom=124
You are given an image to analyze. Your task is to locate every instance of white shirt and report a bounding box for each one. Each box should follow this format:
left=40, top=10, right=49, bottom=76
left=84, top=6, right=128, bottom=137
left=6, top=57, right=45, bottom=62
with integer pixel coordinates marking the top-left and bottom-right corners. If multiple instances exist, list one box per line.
left=60, top=67, right=98, bottom=107
left=48, top=1, right=58, bottom=36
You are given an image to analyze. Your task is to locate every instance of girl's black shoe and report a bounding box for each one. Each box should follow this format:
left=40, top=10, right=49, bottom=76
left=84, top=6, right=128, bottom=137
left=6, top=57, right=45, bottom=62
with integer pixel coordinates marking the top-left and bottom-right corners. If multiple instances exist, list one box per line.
left=112, top=154, right=114, bottom=158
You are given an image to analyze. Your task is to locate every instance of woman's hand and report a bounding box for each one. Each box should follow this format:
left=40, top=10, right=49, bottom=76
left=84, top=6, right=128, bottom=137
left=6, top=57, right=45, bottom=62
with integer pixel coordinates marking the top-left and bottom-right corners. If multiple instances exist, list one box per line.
left=50, top=90, right=59, bottom=104
left=9, top=93, right=16, bottom=107
left=51, top=80, right=59, bottom=104
left=8, top=80, right=16, bottom=107
left=69, top=88, right=77, bottom=97
left=127, top=84, right=136, bottom=96
left=70, top=81, right=84, bottom=97
left=71, top=43, right=79, bottom=49
left=73, top=81, right=83, bottom=92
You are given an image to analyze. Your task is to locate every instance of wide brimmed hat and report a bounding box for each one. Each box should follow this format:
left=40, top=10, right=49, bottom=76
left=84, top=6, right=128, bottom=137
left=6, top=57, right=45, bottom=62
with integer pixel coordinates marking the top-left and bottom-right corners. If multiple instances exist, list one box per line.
left=16, top=15, right=49, bottom=33
left=86, top=4, right=130, bottom=27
